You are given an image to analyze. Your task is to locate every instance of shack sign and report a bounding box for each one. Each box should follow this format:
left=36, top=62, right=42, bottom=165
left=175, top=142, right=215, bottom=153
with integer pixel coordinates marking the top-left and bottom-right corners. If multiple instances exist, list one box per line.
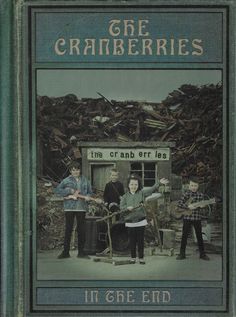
left=87, top=148, right=170, bottom=161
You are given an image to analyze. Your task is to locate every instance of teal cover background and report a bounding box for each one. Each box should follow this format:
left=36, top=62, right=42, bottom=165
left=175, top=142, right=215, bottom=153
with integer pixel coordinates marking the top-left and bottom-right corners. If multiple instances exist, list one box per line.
left=0, top=0, right=16, bottom=317
left=35, top=12, right=222, bottom=62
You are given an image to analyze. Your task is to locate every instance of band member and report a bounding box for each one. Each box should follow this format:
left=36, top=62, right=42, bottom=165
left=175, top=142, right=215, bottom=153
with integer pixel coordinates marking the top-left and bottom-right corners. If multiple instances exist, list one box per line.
left=103, top=168, right=125, bottom=218
left=55, top=161, right=93, bottom=259
left=176, top=176, right=210, bottom=261
left=120, top=174, right=169, bottom=264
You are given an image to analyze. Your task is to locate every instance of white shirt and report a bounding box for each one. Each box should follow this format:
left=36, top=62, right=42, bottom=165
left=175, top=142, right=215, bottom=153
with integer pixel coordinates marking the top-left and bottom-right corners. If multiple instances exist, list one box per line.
left=125, top=219, right=148, bottom=228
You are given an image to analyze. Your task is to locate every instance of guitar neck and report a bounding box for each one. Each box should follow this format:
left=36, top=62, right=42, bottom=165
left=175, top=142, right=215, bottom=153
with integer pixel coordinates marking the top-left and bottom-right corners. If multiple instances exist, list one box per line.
left=76, top=194, right=98, bottom=202
left=191, top=198, right=216, bottom=208
left=64, top=193, right=99, bottom=202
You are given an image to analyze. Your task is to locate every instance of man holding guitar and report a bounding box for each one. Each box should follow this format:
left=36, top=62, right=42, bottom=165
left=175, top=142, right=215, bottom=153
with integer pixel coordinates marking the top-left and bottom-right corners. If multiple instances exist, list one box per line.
left=176, top=176, right=210, bottom=261
left=55, top=161, right=99, bottom=259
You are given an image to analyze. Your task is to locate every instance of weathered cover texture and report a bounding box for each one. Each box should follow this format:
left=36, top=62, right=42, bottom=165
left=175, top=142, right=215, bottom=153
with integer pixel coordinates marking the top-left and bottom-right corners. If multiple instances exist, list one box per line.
left=0, top=0, right=236, bottom=316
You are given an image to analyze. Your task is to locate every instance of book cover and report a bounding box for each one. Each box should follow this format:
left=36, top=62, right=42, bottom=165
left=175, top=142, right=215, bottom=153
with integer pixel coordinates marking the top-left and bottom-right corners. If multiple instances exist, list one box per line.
left=1, top=0, right=235, bottom=316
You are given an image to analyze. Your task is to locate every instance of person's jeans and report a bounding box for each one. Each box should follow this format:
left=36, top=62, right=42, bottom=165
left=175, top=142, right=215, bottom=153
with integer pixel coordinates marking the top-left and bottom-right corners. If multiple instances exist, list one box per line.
left=63, top=211, right=86, bottom=254
left=129, top=226, right=145, bottom=259
left=180, top=219, right=205, bottom=256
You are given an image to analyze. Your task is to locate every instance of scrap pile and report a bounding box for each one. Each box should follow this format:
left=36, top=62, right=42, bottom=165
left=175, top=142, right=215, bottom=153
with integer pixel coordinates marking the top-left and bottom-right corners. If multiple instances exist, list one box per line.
left=162, top=84, right=222, bottom=196
left=37, top=83, right=222, bottom=196
left=37, top=179, right=65, bottom=250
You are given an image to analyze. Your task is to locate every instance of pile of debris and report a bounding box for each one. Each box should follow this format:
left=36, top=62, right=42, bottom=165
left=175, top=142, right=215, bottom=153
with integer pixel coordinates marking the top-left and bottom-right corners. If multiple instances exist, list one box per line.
left=37, top=179, right=65, bottom=250
left=37, top=84, right=222, bottom=196
left=163, top=84, right=222, bottom=196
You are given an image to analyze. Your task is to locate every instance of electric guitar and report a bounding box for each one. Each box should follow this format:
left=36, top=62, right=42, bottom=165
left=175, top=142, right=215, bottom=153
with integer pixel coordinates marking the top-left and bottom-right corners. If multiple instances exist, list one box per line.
left=171, top=198, right=216, bottom=220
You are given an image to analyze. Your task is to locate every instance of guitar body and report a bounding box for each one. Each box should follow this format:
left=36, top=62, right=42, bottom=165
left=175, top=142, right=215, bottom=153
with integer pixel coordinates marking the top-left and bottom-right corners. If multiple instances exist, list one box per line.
left=171, top=207, right=193, bottom=220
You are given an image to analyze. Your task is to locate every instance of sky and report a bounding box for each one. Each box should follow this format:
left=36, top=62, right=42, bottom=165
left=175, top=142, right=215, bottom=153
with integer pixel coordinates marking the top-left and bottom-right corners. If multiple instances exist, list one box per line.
left=37, top=69, right=221, bottom=103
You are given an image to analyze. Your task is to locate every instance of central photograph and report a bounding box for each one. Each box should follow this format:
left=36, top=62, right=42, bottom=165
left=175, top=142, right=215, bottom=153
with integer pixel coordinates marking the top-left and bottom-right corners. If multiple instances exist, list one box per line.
left=36, top=69, right=223, bottom=281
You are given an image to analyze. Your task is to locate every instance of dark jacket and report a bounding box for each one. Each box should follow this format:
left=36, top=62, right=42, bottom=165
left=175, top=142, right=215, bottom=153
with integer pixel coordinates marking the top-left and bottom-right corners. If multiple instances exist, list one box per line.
left=103, top=181, right=125, bottom=207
